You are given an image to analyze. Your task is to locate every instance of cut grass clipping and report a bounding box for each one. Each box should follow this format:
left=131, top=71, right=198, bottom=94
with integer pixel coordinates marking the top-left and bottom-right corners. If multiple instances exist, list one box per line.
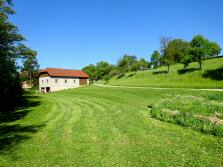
left=151, top=95, right=223, bottom=136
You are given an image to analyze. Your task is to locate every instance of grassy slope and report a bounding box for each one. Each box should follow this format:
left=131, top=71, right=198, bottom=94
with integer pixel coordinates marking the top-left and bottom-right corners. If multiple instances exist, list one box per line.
left=1, top=86, right=223, bottom=166
left=107, top=57, right=223, bottom=88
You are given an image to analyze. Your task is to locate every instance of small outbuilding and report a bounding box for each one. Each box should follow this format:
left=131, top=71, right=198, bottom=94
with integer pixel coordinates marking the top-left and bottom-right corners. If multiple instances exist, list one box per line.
left=39, top=68, right=89, bottom=93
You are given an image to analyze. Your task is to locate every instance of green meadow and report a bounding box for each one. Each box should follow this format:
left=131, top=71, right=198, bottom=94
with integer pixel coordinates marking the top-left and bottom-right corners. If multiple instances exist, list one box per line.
left=107, top=57, right=223, bottom=89
left=1, top=86, right=223, bottom=166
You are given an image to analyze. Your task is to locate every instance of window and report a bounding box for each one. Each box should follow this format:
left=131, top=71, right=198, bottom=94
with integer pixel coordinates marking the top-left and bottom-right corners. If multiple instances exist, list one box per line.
left=65, top=79, right=67, bottom=83
left=73, top=80, right=76, bottom=83
left=55, top=79, right=58, bottom=83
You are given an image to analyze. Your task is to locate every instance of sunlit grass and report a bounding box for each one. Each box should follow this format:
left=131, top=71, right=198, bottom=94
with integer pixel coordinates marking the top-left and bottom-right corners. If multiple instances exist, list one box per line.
left=107, top=57, right=223, bottom=88
left=0, top=86, right=223, bottom=166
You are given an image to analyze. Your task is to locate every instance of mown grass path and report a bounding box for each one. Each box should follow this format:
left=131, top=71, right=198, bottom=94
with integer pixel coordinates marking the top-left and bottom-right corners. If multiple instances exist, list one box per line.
left=95, top=83, right=223, bottom=91
left=1, top=86, right=223, bottom=166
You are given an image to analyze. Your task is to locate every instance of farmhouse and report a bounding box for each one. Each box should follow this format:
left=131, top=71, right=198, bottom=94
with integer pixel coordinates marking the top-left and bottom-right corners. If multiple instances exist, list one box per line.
left=39, top=68, right=89, bottom=93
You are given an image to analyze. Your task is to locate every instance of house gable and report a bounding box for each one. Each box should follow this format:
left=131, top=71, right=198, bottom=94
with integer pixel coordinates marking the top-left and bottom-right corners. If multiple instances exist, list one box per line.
left=39, top=72, right=49, bottom=78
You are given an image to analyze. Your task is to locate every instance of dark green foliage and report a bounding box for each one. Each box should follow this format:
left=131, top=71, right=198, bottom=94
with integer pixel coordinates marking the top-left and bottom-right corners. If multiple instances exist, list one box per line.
left=82, top=62, right=112, bottom=81
left=151, top=95, right=223, bottom=136
left=82, top=64, right=98, bottom=81
left=0, top=0, right=37, bottom=112
left=96, top=61, right=110, bottom=80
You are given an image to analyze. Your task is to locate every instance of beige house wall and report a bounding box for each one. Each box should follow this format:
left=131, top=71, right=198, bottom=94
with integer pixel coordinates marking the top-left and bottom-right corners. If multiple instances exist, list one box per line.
left=39, top=76, right=87, bottom=92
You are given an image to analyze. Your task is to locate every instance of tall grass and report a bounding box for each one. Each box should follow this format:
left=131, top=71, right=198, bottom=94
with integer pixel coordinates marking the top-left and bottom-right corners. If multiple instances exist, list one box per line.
left=151, top=95, right=223, bottom=136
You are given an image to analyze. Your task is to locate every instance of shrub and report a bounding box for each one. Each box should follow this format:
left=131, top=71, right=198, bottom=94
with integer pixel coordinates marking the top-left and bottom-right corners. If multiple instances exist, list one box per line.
left=151, top=95, right=223, bottom=136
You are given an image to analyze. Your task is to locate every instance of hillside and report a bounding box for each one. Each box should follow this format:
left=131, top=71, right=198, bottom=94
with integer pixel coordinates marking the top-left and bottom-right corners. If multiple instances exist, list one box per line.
left=106, top=57, right=223, bottom=89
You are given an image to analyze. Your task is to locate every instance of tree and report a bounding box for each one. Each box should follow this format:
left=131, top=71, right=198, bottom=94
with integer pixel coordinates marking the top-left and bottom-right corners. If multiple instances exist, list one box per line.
left=208, top=42, right=221, bottom=57
left=190, top=35, right=210, bottom=69
left=160, top=36, right=172, bottom=72
left=166, top=39, right=190, bottom=62
left=160, top=36, right=172, bottom=57
left=117, top=55, right=137, bottom=75
left=123, top=55, right=137, bottom=71
left=161, top=54, right=173, bottom=73
left=0, top=0, right=38, bottom=112
left=96, top=61, right=111, bottom=80
left=130, top=61, right=139, bottom=74
left=150, top=50, right=160, bottom=69
left=108, top=65, right=119, bottom=77
left=21, top=51, right=39, bottom=88
left=138, top=58, right=150, bottom=70
left=164, top=39, right=192, bottom=68
left=82, top=64, right=98, bottom=81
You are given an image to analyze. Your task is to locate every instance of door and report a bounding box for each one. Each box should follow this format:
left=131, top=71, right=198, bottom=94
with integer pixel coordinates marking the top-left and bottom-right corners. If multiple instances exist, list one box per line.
left=46, top=87, right=50, bottom=92
left=79, top=78, right=87, bottom=85
left=41, top=87, right=45, bottom=93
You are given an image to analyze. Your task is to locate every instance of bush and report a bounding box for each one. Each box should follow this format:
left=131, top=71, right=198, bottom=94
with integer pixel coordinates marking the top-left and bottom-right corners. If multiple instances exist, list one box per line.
left=151, top=95, right=223, bottom=136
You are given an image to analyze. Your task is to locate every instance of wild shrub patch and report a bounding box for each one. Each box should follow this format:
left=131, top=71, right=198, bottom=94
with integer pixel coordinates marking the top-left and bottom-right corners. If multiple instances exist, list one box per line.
left=151, top=95, right=223, bottom=136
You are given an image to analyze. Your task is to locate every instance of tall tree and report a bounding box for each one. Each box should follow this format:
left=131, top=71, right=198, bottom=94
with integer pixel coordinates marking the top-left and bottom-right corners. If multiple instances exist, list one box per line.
left=21, top=50, right=39, bottom=87
left=0, top=0, right=38, bottom=112
left=160, top=36, right=172, bottom=72
left=190, top=35, right=210, bottom=69
left=150, top=50, right=160, bottom=69
left=160, top=36, right=172, bottom=57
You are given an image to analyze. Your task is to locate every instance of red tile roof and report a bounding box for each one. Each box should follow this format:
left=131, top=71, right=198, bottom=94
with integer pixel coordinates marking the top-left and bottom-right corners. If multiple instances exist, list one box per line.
left=39, top=68, right=89, bottom=78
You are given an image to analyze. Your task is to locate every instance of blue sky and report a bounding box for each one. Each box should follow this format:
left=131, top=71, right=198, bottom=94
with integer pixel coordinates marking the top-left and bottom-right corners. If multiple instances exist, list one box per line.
left=11, top=0, right=223, bottom=69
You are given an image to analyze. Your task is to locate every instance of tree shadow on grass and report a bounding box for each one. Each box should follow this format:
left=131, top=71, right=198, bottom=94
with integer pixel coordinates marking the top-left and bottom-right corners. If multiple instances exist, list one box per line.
left=116, top=73, right=125, bottom=79
left=202, top=67, right=223, bottom=80
left=126, top=73, right=135, bottom=78
left=152, top=70, right=168, bottom=75
left=0, top=95, right=44, bottom=154
left=178, top=68, right=200, bottom=74
left=0, top=95, right=41, bottom=123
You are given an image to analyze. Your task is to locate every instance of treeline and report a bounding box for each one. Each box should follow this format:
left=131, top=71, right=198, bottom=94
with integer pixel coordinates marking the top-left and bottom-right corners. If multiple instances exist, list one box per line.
left=82, top=56, right=150, bottom=81
left=83, top=35, right=221, bottom=81
left=0, top=0, right=39, bottom=112
left=155, top=35, right=221, bottom=71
